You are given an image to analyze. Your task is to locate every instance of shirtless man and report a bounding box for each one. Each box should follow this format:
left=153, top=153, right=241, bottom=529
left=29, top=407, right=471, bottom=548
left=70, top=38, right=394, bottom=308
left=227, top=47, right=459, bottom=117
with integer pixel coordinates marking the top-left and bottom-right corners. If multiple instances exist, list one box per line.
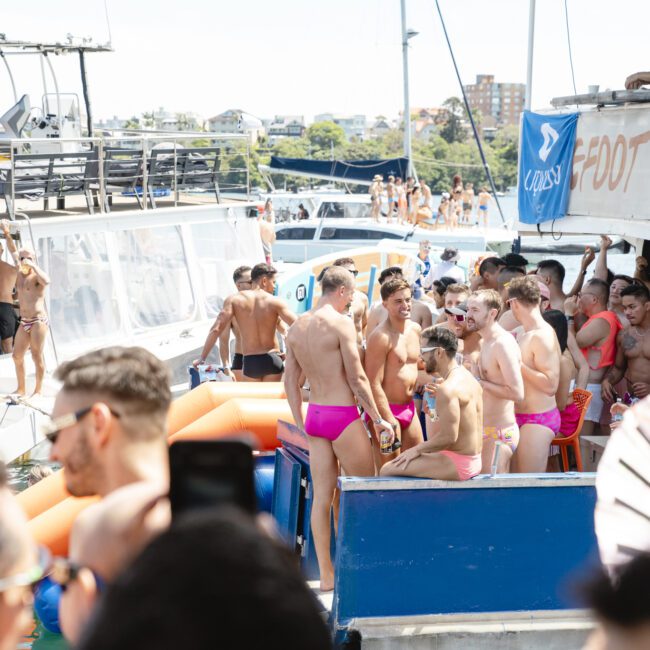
left=565, top=278, right=622, bottom=436
left=193, top=263, right=296, bottom=382
left=332, top=257, right=368, bottom=348
left=0, top=223, right=18, bottom=353
left=507, top=277, right=561, bottom=473
left=439, top=301, right=482, bottom=369
left=217, top=265, right=252, bottom=381
left=470, top=256, right=506, bottom=292
left=381, top=327, right=483, bottom=481
left=284, top=266, right=393, bottom=591
left=385, top=175, right=396, bottom=222
left=369, top=175, right=384, bottom=222
left=537, top=251, right=595, bottom=312
left=366, top=266, right=403, bottom=335
left=258, top=212, right=275, bottom=265
left=477, top=187, right=491, bottom=228
left=602, top=284, right=650, bottom=404
left=365, top=279, right=424, bottom=466
left=496, top=266, right=525, bottom=332
left=2, top=222, right=50, bottom=395
left=466, top=289, right=524, bottom=474
left=433, top=283, right=469, bottom=325
left=462, top=182, right=475, bottom=224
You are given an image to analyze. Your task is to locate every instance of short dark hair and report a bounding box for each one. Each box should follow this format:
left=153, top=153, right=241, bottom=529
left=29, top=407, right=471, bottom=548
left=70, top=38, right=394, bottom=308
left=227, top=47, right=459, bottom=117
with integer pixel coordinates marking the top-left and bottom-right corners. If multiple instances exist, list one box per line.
left=432, top=276, right=457, bottom=296
left=537, top=259, right=566, bottom=285
left=251, top=263, right=277, bottom=283
left=233, top=265, right=252, bottom=284
left=621, top=283, right=650, bottom=302
left=320, top=266, right=354, bottom=294
left=497, top=266, right=525, bottom=291
left=478, top=257, right=506, bottom=277
left=583, top=554, right=650, bottom=629
left=333, top=257, right=355, bottom=268
left=612, top=274, right=634, bottom=286
left=542, top=309, right=568, bottom=353
left=503, top=253, right=529, bottom=270
left=54, top=347, right=171, bottom=441
left=381, top=278, right=411, bottom=301
left=507, top=276, right=541, bottom=306
left=586, top=278, right=610, bottom=305
left=378, top=266, right=403, bottom=285
left=421, top=326, right=458, bottom=358
left=76, top=509, right=333, bottom=650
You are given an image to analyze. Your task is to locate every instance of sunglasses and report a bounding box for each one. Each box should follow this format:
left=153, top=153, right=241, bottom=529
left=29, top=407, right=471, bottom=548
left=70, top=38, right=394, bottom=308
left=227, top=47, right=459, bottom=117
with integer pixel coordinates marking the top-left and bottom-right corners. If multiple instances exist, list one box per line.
left=0, top=546, right=51, bottom=594
left=444, top=308, right=466, bottom=323
left=421, top=346, right=442, bottom=354
left=348, top=269, right=359, bottom=277
left=42, top=405, right=121, bottom=444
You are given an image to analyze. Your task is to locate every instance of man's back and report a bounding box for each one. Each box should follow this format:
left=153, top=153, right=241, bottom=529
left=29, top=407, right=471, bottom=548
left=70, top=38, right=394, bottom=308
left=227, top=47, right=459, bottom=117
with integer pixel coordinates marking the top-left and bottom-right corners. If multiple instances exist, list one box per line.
left=231, top=289, right=284, bottom=355
left=287, top=305, right=356, bottom=405
left=443, top=365, right=482, bottom=455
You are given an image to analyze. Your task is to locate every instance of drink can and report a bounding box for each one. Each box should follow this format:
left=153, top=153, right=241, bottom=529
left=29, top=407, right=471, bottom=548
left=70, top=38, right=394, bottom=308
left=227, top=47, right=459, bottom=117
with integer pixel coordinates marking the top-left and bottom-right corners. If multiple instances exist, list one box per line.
left=380, top=430, right=393, bottom=454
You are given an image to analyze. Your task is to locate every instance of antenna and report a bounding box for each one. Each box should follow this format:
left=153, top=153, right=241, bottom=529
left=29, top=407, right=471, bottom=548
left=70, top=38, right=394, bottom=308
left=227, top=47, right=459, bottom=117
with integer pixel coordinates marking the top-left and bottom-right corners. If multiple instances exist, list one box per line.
left=103, top=0, right=113, bottom=47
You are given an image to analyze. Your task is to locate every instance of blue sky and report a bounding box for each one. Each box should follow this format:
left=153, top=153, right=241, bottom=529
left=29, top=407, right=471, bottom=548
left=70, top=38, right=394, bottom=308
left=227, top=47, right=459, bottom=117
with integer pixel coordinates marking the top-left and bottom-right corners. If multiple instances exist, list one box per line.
left=1, top=0, right=647, bottom=122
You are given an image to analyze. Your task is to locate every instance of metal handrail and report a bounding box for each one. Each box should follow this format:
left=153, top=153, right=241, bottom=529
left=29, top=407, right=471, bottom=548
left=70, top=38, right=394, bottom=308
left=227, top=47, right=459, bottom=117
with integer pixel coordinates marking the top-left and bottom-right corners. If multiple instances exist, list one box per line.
left=0, top=132, right=251, bottom=216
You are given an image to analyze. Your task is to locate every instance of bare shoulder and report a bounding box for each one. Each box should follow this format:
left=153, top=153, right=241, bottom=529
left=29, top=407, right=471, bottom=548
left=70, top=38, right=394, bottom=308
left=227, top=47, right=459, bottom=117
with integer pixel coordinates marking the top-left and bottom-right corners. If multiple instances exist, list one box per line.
left=495, top=331, right=521, bottom=356
left=367, top=321, right=391, bottom=347
left=355, top=290, right=369, bottom=307
left=407, top=320, right=422, bottom=336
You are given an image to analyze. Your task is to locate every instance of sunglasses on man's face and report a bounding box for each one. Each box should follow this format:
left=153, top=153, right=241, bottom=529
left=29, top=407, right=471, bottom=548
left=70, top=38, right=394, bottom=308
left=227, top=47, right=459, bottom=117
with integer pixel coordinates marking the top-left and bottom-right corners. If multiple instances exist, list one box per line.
left=42, top=405, right=121, bottom=444
left=444, top=309, right=466, bottom=323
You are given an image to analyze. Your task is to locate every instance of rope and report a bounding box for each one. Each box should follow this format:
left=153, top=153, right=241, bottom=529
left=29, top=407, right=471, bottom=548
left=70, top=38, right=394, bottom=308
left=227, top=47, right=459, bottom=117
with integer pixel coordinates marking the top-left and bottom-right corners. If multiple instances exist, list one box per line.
left=412, top=156, right=484, bottom=169
left=564, top=0, right=578, bottom=97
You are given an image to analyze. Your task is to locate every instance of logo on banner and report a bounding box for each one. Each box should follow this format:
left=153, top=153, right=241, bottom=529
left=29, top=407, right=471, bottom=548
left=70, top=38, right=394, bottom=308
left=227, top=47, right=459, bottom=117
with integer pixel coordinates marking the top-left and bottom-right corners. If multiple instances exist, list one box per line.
left=538, top=123, right=559, bottom=162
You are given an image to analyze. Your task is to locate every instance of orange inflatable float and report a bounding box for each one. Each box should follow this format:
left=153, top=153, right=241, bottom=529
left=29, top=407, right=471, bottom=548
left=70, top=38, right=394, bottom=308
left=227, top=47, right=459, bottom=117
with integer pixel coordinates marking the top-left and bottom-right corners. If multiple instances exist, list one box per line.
left=167, top=382, right=286, bottom=435
left=169, top=398, right=305, bottom=449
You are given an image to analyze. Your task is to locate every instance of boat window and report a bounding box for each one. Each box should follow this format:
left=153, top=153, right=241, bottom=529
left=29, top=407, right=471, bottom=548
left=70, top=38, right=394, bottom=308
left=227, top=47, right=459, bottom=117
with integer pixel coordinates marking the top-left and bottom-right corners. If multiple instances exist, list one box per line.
left=38, top=233, right=120, bottom=344
left=116, top=226, right=195, bottom=328
left=316, top=202, right=372, bottom=219
left=189, top=220, right=260, bottom=317
left=319, top=228, right=403, bottom=240
left=275, top=227, right=316, bottom=240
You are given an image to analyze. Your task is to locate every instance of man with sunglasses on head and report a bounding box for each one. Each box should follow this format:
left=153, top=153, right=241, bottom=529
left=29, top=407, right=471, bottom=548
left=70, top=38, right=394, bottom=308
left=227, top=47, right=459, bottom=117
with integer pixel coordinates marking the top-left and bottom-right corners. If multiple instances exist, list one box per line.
left=565, top=278, right=622, bottom=436
left=0, top=461, right=47, bottom=650
left=466, top=289, right=524, bottom=474
left=217, top=265, right=252, bottom=381
left=381, top=327, right=482, bottom=481
left=47, top=346, right=173, bottom=644
left=1, top=220, right=50, bottom=396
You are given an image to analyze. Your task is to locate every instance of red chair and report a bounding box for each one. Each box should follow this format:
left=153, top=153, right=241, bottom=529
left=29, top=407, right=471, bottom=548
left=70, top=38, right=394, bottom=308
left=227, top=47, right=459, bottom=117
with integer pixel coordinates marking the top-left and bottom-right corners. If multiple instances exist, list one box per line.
left=552, top=388, right=593, bottom=472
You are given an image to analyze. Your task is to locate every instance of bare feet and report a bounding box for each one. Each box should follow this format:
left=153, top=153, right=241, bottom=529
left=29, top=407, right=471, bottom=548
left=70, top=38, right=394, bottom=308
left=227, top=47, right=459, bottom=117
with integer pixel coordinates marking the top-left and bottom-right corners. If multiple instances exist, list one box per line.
left=319, top=573, right=334, bottom=592
left=13, top=388, right=25, bottom=397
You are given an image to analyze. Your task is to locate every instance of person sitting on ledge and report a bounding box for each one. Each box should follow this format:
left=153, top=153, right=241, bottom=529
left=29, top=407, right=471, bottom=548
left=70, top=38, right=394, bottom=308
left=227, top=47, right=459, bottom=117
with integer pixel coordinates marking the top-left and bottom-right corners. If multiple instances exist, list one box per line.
left=381, top=327, right=483, bottom=481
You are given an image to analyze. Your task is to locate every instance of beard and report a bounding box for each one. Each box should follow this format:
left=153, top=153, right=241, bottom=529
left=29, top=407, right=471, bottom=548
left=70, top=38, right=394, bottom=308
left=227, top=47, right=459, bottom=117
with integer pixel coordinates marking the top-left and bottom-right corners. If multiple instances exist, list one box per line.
left=425, top=356, right=438, bottom=374
left=64, top=433, right=99, bottom=497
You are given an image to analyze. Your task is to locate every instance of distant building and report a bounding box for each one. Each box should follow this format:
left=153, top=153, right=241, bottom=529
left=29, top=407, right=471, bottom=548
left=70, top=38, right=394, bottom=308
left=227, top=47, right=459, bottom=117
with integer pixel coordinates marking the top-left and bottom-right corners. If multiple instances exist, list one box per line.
left=464, top=75, right=525, bottom=127
left=368, top=116, right=393, bottom=139
left=266, top=115, right=306, bottom=144
left=410, top=107, right=443, bottom=141
left=207, top=109, right=265, bottom=144
left=313, top=113, right=367, bottom=140
left=95, top=115, right=127, bottom=131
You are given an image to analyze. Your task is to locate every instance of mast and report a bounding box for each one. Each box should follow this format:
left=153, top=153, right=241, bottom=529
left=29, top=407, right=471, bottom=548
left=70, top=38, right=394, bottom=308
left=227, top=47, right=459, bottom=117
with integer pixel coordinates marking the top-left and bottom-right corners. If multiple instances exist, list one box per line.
left=400, top=0, right=417, bottom=178
left=525, top=0, right=535, bottom=111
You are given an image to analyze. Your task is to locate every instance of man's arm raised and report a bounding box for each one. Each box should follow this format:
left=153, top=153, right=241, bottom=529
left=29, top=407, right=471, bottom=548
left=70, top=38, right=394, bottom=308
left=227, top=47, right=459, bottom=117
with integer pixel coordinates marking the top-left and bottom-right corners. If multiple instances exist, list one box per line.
left=192, top=296, right=234, bottom=367
left=574, top=316, right=610, bottom=350
left=283, top=340, right=305, bottom=430
left=1, top=220, right=18, bottom=266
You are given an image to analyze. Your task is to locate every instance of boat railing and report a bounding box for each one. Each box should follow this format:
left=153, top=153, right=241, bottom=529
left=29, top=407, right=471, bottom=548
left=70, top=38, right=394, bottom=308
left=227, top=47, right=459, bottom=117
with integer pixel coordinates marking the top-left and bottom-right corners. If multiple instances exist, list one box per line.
left=0, top=132, right=252, bottom=218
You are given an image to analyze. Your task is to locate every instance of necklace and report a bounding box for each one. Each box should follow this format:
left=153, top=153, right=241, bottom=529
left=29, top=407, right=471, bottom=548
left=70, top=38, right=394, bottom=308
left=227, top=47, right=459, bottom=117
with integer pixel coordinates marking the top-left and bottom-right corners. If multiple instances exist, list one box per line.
left=632, top=326, right=647, bottom=337
left=443, top=365, right=460, bottom=381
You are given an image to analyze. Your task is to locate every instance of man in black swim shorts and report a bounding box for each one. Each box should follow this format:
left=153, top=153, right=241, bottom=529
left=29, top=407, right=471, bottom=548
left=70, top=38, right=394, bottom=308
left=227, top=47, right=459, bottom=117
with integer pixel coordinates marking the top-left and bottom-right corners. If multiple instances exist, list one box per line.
left=0, top=223, right=18, bottom=353
left=194, top=263, right=296, bottom=382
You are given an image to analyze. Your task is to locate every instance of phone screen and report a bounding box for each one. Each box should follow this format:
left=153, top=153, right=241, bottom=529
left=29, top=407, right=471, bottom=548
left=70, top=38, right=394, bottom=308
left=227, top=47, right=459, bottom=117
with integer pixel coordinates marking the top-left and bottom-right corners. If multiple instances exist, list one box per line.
left=169, top=440, right=256, bottom=518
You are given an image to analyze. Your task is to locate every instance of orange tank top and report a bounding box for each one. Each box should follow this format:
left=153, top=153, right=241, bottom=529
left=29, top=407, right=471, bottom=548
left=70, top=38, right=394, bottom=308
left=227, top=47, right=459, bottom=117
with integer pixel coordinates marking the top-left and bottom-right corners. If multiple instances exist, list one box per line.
left=580, top=310, right=622, bottom=370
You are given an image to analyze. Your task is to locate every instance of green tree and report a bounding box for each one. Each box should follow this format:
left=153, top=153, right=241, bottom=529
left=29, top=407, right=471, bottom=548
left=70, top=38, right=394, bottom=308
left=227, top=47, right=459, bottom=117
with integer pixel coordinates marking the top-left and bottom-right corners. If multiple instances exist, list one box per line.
left=437, top=97, right=467, bottom=144
left=124, top=116, right=140, bottom=130
left=142, top=112, right=155, bottom=129
left=306, top=121, right=346, bottom=151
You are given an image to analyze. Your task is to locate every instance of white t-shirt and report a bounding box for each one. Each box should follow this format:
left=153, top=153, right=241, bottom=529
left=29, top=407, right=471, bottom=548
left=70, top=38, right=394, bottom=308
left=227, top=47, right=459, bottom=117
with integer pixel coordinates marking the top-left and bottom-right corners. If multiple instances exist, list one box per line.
left=428, top=260, right=466, bottom=284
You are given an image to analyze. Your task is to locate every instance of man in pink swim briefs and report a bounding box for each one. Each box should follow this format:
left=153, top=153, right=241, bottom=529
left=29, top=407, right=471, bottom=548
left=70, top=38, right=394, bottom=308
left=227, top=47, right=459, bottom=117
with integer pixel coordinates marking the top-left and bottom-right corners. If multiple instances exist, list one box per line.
left=365, top=278, right=424, bottom=469
left=466, top=289, right=524, bottom=474
left=284, top=266, right=393, bottom=592
left=381, top=327, right=483, bottom=481
left=507, top=277, right=561, bottom=473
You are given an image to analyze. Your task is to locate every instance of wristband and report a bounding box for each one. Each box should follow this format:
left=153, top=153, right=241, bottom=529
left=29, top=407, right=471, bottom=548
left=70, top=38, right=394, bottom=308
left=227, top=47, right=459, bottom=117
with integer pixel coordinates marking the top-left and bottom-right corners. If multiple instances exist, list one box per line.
left=566, top=315, right=574, bottom=322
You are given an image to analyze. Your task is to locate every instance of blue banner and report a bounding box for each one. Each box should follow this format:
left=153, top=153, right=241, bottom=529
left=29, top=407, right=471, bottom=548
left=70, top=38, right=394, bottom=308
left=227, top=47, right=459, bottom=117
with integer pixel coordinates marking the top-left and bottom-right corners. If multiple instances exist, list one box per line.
left=518, top=110, right=579, bottom=224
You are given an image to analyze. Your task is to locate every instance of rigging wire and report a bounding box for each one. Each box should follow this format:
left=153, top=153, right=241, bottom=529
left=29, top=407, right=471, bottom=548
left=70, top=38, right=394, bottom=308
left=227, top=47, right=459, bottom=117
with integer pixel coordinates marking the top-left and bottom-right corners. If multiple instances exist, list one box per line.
left=564, top=0, right=578, bottom=96
left=103, top=0, right=113, bottom=46
left=433, top=0, right=506, bottom=226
